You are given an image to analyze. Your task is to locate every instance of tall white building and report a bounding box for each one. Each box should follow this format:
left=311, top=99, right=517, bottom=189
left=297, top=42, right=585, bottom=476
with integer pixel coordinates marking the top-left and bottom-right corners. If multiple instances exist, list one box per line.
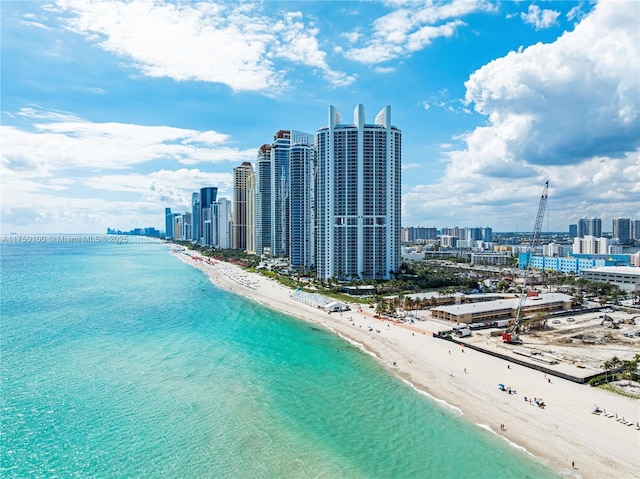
left=440, top=235, right=457, bottom=248
left=573, top=235, right=609, bottom=254
left=180, top=212, right=192, bottom=241
left=315, top=105, right=401, bottom=281
left=212, top=198, right=232, bottom=249
left=200, top=197, right=231, bottom=249
left=543, top=242, right=570, bottom=257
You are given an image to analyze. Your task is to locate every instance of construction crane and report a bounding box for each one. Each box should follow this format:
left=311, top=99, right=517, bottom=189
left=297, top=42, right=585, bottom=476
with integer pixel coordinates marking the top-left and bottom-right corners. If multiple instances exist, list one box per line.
left=502, top=181, right=549, bottom=344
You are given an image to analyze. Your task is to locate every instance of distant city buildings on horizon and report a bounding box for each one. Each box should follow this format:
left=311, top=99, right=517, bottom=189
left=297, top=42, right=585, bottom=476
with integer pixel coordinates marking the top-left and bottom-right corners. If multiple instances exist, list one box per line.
left=107, top=227, right=161, bottom=237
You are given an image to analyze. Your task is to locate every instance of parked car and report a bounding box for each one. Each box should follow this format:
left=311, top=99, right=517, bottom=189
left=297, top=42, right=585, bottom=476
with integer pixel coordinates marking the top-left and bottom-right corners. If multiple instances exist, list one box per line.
left=567, top=317, right=575, bottom=322
left=551, top=319, right=561, bottom=324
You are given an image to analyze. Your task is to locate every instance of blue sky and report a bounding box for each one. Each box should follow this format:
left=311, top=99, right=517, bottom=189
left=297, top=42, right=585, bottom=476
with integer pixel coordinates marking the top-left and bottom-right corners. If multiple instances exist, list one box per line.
left=1, top=0, right=638, bottom=234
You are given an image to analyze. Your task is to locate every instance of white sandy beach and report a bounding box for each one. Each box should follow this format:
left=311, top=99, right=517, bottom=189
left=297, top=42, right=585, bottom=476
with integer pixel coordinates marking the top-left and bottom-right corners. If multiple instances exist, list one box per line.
left=173, top=248, right=640, bottom=479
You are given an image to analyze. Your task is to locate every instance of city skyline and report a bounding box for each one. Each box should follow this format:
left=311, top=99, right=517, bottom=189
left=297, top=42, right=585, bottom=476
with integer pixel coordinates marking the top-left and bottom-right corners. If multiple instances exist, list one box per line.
left=164, top=104, right=403, bottom=281
left=1, top=1, right=639, bottom=234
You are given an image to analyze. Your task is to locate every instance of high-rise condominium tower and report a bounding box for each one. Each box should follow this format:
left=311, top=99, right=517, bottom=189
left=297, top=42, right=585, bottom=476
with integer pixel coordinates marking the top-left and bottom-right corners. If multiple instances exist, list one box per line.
left=164, top=207, right=173, bottom=239
left=199, top=187, right=218, bottom=246
left=289, top=133, right=315, bottom=271
left=246, top=170, right=257, bottom=255
left=212, top=198, right=232, bottom=249
left=632, top=219, right=640, bottom=241
left=232, top=161, right=254, bottom=250
left=271, top=130, right=290, bottom=257
left=577, top=217, right=602, bottom=238
left=191, top=193, right=200, bottom=243
left=315, top=104, right=401, bottom=281
left=612, top=218, right=631, bottom=245
left=255, top=144, right=272, bottom=257
left=269, top=130, right=314, bottom=261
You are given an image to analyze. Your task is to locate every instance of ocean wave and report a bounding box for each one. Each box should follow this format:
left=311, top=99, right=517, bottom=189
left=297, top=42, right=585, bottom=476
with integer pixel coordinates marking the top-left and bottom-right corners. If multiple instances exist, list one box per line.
left=476, top=423, right=536, bottom=457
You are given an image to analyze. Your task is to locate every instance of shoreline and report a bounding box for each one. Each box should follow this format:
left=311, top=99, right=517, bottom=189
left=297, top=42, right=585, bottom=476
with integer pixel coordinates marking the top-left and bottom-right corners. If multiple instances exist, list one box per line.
left=171, top=248, right=639, bottom=479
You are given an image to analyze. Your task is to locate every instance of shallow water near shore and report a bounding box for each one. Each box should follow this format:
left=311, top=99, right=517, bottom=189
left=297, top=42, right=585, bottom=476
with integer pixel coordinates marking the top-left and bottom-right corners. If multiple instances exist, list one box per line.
left=1, top=238, right=559, bottom=478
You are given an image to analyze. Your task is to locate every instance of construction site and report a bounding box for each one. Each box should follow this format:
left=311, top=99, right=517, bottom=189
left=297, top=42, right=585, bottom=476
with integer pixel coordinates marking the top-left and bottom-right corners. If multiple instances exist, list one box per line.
left=419, top=181, right=639, bottom=385
left=453, top=308, right=637, bottom=371
left=405, top=307, right=638, bottom=390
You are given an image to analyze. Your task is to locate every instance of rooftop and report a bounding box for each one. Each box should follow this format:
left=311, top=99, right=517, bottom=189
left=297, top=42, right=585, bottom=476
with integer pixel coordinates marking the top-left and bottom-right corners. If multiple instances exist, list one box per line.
left=581, top=266, right=640, bottom=276
left=433, top=293, right=572, bottom=315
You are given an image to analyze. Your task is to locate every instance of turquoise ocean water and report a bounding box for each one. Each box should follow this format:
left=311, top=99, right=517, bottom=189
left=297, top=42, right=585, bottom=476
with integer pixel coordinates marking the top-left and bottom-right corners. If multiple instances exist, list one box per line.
left=1, top=237, right=559, bottom=478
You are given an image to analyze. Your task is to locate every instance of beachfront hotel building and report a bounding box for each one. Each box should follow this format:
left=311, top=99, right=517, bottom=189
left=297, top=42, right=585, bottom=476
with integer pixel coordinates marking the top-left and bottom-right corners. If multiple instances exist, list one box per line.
left=315, top=104, right=401, bottom=281
left=232, top=161, right=254, bottom=250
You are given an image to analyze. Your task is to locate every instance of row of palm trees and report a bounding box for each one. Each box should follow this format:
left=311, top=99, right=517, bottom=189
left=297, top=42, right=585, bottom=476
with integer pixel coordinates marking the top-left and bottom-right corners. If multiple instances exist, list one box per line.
left=373, top=288, right=461, bottom=318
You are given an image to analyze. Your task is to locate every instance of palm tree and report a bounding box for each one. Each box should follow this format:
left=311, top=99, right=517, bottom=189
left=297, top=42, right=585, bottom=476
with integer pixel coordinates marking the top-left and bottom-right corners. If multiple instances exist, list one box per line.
left=621, top=354, right=640, bottom=386
left=392, top=295, right=402, bottom=317
left=374, top=297, right=387, bottom=318
left=603, top=356, right=622, bottom=383
left=603, top=359, right=613, bottom=383
left=571, top=292, right=584, bottom=307
left=403, top=296, right=415, bottom=312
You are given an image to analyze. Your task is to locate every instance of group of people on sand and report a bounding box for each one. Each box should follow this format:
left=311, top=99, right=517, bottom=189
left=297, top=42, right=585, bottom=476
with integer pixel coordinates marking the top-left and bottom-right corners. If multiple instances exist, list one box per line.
left=498, top=384, right=546, bottom=408
left=524, top=396, right=546, bottom=408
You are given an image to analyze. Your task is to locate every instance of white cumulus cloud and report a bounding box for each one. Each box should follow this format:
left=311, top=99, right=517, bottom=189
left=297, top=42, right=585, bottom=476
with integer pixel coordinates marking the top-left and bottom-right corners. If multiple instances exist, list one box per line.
left=53, top=0, right=353, bottom=92
left=520, top=5, right=561, bottom=30
left=404, top=0, right=640, bottom=230
left=343, top=0, right=495, bottom=64
left=1, top=107, right=254, bottom=176
left=0, top=107, right=253, bottom=232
